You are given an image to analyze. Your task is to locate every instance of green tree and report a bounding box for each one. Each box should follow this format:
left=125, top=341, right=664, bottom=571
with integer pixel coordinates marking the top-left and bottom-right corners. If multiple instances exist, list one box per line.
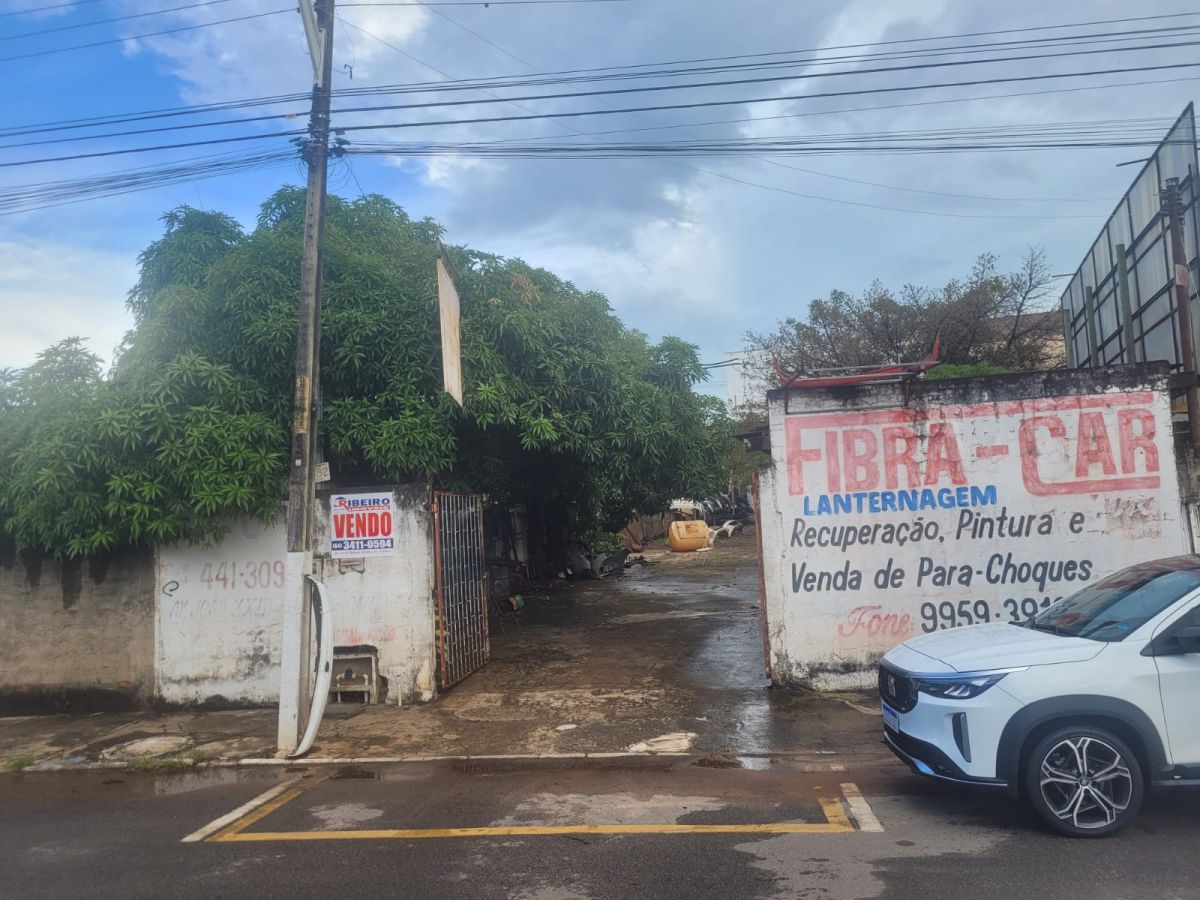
left=0, top=189, right=732, bottom=558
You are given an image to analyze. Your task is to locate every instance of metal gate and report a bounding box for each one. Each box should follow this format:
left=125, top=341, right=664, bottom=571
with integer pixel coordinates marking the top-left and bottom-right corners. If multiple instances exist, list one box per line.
left=432, top=491, right=489, bottom=689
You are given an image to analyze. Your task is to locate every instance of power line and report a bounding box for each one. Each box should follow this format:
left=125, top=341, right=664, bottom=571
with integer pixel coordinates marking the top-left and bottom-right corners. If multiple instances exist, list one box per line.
left=471, top=73, right=1200, bottom=152
left=5, top=55, right=1199, bottom=169
left=327, top=57, right=1200, bottom=135
left=340, top=0, right=633, bottom=5
left=0, top=0, right=108, bottom=19
left=0, top=129, right=305, bottom=169
left=0, top=8, right=294, bottom=63
left=316, top=29, right=1200, bottom=102
left=408, top=0, right=1150, bottom=209
left=318, top=36, right=1200, bottom=119
left=3, top=16, right=1194, bottom=135
left=2, top=19, right=1194, bottom=138
left=484, top=11, right=1200, bottom=79
left=0, top=91, right=312, bottom=141
left=1, top=0, right=238, bottom=42
left=405, top=0, right=1118, bottom=217
left=0, top=148, right=298, bottom=216
left=0, top=106, right=311, bottom=152
left=341, top=8, right=1126, bottom=222
left=337, top=11, right=617, bottom=156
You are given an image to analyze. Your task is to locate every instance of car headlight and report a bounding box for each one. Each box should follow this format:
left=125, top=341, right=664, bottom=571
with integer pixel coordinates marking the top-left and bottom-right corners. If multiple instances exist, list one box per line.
left=914, top=668, right=1026, bottom=699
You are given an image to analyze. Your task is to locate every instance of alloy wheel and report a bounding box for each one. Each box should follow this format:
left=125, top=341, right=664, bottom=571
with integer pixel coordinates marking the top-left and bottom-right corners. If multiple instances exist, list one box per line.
left=1038, top=736, right=1133, bottom=830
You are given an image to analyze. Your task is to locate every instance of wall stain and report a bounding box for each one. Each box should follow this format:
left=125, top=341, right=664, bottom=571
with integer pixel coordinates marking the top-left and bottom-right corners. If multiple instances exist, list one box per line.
left=61, top=558, right=82, bottom=610
left=20, top=550, right=43, bottom=589
left=88, top=555, right=111, bottom=585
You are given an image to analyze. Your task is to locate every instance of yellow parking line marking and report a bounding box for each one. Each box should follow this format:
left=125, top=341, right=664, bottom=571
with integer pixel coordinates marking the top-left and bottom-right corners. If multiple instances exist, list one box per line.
left=839, top=783, right=884, bottom=832
left=182, top=778, right=302, bottom=843
left=818, top=795, right=854, bottom=830
left=206, top=793, right=857, bottom=843
left=214, top=820, right=855, bottom=842
left=206, top=775, right=327, bottom=843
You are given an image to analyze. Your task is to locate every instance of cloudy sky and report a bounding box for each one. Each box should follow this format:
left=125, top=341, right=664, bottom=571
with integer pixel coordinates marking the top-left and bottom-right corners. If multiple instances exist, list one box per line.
left=2, top=0, right=1198, bottom=400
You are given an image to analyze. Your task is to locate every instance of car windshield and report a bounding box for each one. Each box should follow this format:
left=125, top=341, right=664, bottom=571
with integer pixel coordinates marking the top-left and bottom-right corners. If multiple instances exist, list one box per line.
left=1031, top=559, right=1200, bottom=642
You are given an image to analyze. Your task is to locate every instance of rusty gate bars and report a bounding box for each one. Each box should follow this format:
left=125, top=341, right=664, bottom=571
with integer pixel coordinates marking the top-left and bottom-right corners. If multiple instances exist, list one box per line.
left=433, top=491, right=490, bottom=689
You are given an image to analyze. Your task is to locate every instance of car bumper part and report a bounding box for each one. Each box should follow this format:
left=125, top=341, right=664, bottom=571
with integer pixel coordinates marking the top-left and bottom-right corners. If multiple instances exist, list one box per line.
left=883, top=728, right=1009, bottom=789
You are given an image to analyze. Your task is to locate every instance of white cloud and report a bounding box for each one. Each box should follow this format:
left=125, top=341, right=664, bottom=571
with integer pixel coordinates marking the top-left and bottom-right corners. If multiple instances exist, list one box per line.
left=0, top=240, right=137, bottom=370
left=124, top=1, right=431, bottom=107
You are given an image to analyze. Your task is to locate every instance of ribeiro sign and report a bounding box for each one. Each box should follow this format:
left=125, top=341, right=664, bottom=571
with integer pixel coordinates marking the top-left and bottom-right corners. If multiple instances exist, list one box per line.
left=330, top=492, right=396, bottom=558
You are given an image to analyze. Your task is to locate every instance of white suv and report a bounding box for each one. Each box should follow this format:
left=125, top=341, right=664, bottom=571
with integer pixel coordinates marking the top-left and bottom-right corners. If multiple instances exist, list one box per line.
left=880, top=555, right=1200, bottom=837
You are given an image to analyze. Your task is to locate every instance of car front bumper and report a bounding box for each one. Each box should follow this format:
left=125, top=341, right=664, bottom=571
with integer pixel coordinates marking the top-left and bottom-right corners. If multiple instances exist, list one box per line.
left=883, top=726, right=1009, bottom=789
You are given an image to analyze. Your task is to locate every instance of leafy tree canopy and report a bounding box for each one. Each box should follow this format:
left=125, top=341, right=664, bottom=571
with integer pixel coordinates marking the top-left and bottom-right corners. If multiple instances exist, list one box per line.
left=0, top=188, right=732, bottom=556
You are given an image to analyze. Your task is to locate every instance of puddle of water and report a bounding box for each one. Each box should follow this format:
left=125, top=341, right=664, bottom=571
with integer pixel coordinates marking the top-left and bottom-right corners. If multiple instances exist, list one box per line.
left=736, top=756, right=774, bottom=771
left=152, top=767, right=256, bottom=795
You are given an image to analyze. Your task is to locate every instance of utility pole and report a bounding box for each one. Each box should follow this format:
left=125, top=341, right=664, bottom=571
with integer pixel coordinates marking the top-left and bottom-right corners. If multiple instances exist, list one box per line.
left=278, top=0, right=336, bottom=755
left=1164, top=177, right=1200, bottom=450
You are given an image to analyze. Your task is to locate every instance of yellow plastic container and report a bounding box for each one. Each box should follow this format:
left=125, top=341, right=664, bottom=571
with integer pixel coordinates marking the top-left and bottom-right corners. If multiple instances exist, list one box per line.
left=669, top=520, right=709, bottom=552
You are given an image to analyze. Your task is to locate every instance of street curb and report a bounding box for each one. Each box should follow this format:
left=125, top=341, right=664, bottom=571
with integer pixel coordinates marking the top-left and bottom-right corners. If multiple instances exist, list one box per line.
left=12, top=749, right=888, bottom=774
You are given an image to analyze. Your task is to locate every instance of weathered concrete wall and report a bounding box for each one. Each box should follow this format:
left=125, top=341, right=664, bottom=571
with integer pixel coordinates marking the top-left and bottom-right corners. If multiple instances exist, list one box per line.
left=0, top=545, right=155, bottom=712
left=758, top=364, right=1190, bottom=690
left=156, top=485, right=437, bottom=706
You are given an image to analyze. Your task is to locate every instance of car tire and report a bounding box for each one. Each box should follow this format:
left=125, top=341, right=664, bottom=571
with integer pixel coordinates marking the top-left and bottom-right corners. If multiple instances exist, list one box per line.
left=1022, top=725, right=1143, bottom=838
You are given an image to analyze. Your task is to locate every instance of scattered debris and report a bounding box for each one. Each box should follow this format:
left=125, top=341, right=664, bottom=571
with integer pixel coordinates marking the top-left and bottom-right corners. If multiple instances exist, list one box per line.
left=99, top=735, right=191, bottom=761
left=626, top=731, right=698, bottom=753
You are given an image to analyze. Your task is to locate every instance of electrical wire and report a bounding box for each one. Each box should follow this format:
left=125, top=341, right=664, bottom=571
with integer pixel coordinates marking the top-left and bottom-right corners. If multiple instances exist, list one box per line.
left=355, top=7, right=1089, bottom=226
left=325, top=57, right=1200, bottom=136
left=0, top=129, right=305, bottom=169
left=1, top=0, right=238, bottom=42
left=11, top=27, right=1198, bottom=152
left=0, top=0, right=108, bottom=18
left=340, top=0, right=633, bottom=5
left=0, top=8, right=294, bottom=64
left=5, top=53, right=1199, bottom=169
left=0, top=148, right=298, bottom=215
left=4, top=17, right=1199, bottom=135
left=408, top=0, right=1150, bottom=207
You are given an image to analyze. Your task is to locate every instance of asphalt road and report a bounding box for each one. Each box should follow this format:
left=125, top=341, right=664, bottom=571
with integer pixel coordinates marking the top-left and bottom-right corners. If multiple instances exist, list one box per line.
left=3, top=755, right=1199, bottom=900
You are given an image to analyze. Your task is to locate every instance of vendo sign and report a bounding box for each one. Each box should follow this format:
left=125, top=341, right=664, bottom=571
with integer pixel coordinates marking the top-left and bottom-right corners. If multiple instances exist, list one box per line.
left=330, top=492, right=395, bottom=558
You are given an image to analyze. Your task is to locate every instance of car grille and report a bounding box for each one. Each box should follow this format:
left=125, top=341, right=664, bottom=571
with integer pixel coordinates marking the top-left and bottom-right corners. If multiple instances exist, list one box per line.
left=879, top=664, right=917, bottom=713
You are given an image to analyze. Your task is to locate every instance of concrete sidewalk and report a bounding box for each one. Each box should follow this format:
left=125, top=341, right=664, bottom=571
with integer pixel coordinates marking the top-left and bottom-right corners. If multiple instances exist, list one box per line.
left=1, top=534, right=885, bottom=772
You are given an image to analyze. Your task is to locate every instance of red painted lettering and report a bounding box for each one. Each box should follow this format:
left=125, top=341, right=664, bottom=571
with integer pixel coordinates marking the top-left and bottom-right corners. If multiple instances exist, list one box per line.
left=1117, top=408, right=1159, bottom=475
left=882, top=425, right=920, bottom=490
left=1075, top=411, right=1116, bottom=477
left=333, top=516, right=346, bottom=538
left=924, top=423, right=966, bottom=486
left=842, top=429, right=879, bottom=491
left=837, top=604, right=913, bottom=638
left=785, top=420, right=822, bottom=495
left=825, top=430, right=842, bottom=493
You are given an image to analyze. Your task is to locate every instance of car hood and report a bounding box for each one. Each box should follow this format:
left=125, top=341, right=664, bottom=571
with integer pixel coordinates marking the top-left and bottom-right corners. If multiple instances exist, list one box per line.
left=889, top=623, right=1106, bottom=673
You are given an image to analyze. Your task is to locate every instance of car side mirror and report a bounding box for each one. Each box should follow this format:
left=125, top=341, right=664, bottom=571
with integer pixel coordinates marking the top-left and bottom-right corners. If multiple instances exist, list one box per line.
left=1152, top=623, right=1200, bottom=656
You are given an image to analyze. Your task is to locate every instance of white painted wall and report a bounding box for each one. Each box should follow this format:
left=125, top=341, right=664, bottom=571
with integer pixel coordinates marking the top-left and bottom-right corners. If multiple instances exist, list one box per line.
left=156, top=485, right=436, bottom=705
left=724, top=349, right=767, bottom=411
left=758, top=371, right=1190, bottom=690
